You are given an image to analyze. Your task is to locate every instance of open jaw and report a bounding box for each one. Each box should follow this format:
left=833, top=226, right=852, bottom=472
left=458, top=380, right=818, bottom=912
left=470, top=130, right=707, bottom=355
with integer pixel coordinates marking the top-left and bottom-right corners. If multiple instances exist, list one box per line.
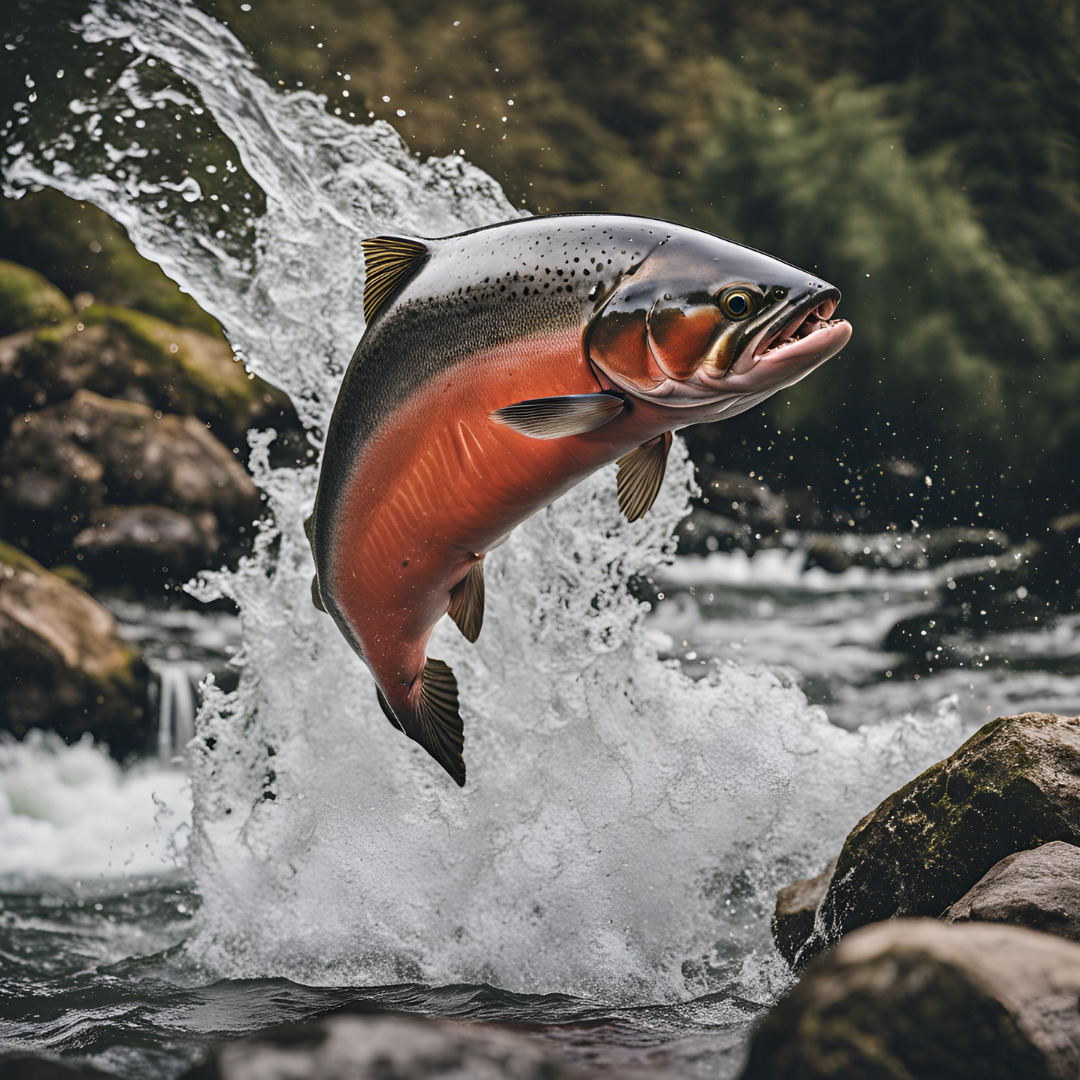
left=726, top=293, right=851, bottom=380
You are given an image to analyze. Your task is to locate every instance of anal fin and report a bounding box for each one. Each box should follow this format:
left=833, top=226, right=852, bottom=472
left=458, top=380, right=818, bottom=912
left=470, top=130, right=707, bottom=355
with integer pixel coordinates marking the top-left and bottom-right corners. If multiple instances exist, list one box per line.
left=447, top=557, right=485, bottom=643
left=616, top=431, right=673, bottom=522
left=413, top=658, right=466, bottom=787
left=491, top=391, right=625, bottom=440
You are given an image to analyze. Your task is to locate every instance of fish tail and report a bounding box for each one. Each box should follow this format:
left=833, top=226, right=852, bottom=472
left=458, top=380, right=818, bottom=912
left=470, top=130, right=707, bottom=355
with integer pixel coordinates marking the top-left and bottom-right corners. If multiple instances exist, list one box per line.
left=375, top=659, right=466, bottom=787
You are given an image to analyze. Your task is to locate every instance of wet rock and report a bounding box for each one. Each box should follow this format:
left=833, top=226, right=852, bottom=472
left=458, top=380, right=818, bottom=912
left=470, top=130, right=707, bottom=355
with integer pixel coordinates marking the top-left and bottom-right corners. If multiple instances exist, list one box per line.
left=0, top=389, right=258, bottom=568
left=784, top=712, right=1080, bottom=965
left=182, top=1008, right=583, bottom=1080
left=676, top=507, right=751, bottom=555
left=1033, top=512, right=1080, bottom=609
left=742, top=919, right=1080, bottom=1080
left=0, top=304, right=294, bottom=442
left=921, top=526, right=1011, bottom=563
left=0, top=540, right=149, bottom=756
left=72, top=506, right=220, bottom=583
left=944, top=842, right=1080, bottom=942
left=772, top=859, right=836, bottom=966
left=0, top=1057, right=120, bottom=1079
left=0, top=259, right=73, bottom=336
left=699, top=471, right=788, bottom=538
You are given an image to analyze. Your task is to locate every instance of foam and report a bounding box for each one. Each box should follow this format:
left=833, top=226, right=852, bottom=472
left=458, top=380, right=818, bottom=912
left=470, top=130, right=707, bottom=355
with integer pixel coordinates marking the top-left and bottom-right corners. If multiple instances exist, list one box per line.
left=0, top=732, right=189, bottom=881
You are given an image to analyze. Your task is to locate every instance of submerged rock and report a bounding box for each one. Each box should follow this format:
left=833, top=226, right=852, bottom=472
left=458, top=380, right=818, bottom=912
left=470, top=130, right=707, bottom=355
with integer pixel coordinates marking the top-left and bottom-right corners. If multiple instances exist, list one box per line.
left=0, top=259, right=72, bottom=336
left=181, top=1008, right=584, bottom=1080
left=779, top=712, right=1080, bottom=965
left=944, top=841, right=1080, bottom=942
left=0, top=540, right=148, bottom=755
left=742, top=919, right=1080, bottom=1080
left=0, top=389, right=258, bottom=572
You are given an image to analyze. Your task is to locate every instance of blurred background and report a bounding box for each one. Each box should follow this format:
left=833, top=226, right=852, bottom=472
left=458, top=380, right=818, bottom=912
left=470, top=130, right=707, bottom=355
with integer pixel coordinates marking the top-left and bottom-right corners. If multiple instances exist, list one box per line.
left=5, top=0, right=1079, bottom=534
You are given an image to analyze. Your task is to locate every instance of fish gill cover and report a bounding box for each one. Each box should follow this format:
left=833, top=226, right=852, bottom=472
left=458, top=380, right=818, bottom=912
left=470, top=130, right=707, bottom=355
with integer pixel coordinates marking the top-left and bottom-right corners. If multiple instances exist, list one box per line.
left=3, top=0, right=965, bottom=1003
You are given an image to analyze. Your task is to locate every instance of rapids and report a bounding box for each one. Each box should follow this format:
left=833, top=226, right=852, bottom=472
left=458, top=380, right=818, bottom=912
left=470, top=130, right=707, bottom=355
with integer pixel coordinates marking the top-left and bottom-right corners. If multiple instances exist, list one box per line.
left=0, top=0, right=993, bottom=1071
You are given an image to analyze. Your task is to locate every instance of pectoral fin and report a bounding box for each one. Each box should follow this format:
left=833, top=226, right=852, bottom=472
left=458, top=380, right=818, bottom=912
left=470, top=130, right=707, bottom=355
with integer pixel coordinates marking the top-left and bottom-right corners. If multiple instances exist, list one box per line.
left=447, top=557, right=485, bottom=643
left=616, top=431, right=673, bottom=522
left=491, top=392, right=625, bottom=439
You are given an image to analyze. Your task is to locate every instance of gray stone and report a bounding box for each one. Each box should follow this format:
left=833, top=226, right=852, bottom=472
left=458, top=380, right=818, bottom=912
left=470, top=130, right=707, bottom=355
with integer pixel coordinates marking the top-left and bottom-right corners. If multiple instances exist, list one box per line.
left=945, top=841, right=1080, bottom=942
left=182, top=1009, right=584, bottom=1080
left=783, top=712, right=1080, bottom=966
left=742, top=919, right=1080, bottom=1080
left=772, top=859, right=836, bottom=966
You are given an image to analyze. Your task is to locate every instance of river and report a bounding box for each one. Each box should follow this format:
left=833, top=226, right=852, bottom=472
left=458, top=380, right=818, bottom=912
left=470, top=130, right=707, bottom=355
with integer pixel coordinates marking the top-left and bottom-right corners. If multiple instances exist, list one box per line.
left=1, top=2, right=1076, bottom=1077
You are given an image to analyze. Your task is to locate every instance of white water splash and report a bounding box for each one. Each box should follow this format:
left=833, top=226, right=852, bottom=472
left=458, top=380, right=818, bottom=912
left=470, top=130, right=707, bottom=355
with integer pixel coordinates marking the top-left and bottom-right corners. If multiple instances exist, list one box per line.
left=3, top=0, right=967, bottom=1002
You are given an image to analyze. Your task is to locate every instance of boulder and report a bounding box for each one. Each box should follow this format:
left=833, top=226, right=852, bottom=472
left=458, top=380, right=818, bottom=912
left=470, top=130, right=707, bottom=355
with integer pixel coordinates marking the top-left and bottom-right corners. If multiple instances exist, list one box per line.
left=72, top=506, right=220, bottom=583
left=0, top=389, right=259, bottom=569
left=742, top=919, right=1080, bottom=1080
left=782, top=712, right=1080, bottom=965
left=676, top=507, right=750, bottom=555
left=0, top=540, right=149, bottom=757
left=0, top=260, right=72, bottom=336
left=0, top=1058, right=119, bottom=1079
left=0, top=304, right=294, bottom=443
left=699, top=470, right=788, bottom=537
left=181, top=1008, right=585, bottom=1080
left=944, top=841, right=1080, bottom=942
left=772, top=859, right=837, bottom=967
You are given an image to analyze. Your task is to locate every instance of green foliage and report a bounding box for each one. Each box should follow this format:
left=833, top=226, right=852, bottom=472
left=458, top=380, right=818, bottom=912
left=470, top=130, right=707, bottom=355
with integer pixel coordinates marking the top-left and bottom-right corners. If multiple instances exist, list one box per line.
left=688, top=79, right=1080, bottom=516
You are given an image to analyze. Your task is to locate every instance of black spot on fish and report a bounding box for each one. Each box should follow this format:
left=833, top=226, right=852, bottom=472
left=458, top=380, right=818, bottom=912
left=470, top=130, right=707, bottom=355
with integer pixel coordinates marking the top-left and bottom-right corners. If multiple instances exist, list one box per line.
left=402, top=559, right=409, bottom=567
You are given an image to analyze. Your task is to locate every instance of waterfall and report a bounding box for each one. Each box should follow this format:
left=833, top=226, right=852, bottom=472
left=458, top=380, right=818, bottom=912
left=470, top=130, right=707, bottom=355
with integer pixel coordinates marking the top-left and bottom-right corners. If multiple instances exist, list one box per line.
left=150, top=661, right=199, bottom=765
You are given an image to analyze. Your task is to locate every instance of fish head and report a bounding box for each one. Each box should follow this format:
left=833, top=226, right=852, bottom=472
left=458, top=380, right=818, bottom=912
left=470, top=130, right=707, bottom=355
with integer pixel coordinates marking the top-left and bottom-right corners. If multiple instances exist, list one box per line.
left=585, top=231, right=852, bottom=412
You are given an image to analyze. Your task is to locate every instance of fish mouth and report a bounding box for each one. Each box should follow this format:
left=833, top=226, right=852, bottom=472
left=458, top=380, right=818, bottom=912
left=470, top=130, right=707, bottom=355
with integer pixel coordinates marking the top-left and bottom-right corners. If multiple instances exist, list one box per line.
left=719, top=289, right=850, bottom=381
left=699, top=289, right=851, bottom=390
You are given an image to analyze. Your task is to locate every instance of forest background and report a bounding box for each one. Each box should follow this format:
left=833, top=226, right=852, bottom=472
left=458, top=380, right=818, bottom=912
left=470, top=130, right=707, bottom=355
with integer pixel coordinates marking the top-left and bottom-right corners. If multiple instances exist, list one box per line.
left=4, top=0, right=1078, bottom=533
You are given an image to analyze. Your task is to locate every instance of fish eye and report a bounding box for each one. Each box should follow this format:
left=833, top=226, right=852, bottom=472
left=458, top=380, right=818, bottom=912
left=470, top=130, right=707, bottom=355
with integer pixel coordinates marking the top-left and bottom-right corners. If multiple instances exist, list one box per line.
left=719, top=287, right=755, bottom=320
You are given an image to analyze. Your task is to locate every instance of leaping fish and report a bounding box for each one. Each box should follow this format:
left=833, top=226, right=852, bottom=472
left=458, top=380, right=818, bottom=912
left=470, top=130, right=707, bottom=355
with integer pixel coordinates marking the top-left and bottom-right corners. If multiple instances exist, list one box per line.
left=309, top=214, right=852, bottom=785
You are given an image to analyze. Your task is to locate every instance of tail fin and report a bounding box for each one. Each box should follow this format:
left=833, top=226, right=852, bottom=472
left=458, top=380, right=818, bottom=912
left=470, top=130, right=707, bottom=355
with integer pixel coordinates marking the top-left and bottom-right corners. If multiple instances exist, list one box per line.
left=375, top=659, right=466, bottom=786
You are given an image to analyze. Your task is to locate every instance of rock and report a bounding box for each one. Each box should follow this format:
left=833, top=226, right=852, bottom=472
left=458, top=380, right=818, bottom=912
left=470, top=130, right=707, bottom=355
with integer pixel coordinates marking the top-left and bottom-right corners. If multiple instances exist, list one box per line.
left=742, top=919, right=1080, bottom=1080
left=676, top=507, right=751, bottom=555
left=0, top=186, right=220, bottom=335
left=0, top=260, right=73, bottom=336
left=944, top=842, right=1080, bottom=942
left=700, top=471, right=788, bottom=538
left=1033, top=512, right=1080, bottom=609
left=0, top=304, right=295, bottom=443
left=181, top=1008, right=584, bottom=1080
left=772, top=859, right=837, bottom=967
left=921, top=526, right=1011, bottom=564
left=0, top=1057, right=120, bottom=1079
left=0, top=389, right=259, bottom=570
left=0, top=540, right=149, bottom=756
left=783, top=712, right=1080, bottom=966
left=72, top=506, right=220, bottom=583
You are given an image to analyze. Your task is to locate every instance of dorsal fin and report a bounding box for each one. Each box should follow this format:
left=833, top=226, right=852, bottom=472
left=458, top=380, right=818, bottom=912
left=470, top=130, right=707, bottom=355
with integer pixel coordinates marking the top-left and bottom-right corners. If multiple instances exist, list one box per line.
left=362, top=235, right=428, bottom=323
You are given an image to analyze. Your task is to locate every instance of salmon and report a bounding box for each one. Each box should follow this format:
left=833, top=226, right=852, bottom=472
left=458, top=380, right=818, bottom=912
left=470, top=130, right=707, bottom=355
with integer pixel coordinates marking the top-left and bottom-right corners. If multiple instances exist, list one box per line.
left=309, top=213, right=852, bottom=785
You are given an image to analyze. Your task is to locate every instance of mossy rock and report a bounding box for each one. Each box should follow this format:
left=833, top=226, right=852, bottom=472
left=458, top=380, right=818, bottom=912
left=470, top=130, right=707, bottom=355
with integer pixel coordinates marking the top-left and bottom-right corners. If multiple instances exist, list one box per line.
left=0, top=303, right=296, bottom=443
left=0, top=259, right=73, bottom=336
left=0, top=539, right=150, bottom=758
left=785, top=712, right=1080, bottom=966
left=0, top=188, right=220, bottom=335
